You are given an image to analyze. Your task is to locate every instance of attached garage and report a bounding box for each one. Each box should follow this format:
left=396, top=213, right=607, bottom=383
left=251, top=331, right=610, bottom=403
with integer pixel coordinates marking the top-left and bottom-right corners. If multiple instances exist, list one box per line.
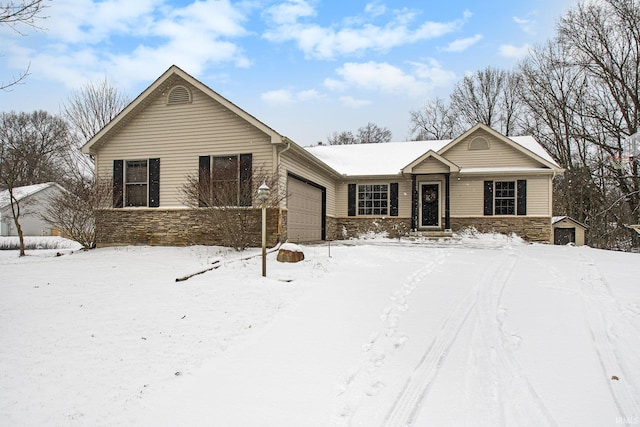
left=286, top=174, right=325, bottom=242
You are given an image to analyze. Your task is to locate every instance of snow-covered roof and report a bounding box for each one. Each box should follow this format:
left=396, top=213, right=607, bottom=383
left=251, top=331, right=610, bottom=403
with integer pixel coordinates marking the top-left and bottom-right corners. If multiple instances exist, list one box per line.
left=552, top=216, right=589, bottom=229
left=509, top=136, right=558, bottom=166
left=306, top=134, right=559, bottom=176
left=307, top=140, right=450, bottom=176
left=0, top=183, right=56, bottom=209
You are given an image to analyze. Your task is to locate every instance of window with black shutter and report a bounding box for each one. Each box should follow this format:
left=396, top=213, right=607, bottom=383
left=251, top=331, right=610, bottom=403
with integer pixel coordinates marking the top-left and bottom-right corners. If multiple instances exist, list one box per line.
left=113, top=158, right=160, bottom=208
left=199, top=153, right=253, bottom=207
left=485, top=180, right=527, bottom=216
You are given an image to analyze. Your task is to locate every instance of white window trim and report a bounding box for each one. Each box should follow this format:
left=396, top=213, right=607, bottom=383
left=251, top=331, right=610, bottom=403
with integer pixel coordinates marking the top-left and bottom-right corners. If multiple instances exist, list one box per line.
left=124, top=159, right=149, bottom=207
left=493, top=180, right=516, bottom=216
left=357, top=183, right=389, bottom=216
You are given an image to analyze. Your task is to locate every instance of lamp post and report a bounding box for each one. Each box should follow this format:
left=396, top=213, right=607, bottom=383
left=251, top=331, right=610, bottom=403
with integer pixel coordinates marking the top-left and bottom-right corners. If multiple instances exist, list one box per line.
left=257, top=182, right=270, bottom=277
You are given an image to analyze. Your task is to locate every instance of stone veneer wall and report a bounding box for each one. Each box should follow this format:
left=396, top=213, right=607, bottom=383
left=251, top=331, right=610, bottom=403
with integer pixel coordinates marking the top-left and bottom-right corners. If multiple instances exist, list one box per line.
left=450, top=217, right=551, bottom=242
left=332, top=217, right=412, bottom=240
left=328, top=216, right=551, bottom=242
left=95, top=208, right=280, bottom=247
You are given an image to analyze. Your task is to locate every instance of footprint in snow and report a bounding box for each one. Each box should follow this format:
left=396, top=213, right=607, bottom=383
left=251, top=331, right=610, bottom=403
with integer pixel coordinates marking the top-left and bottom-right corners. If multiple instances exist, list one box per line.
left=365, top=380, right=386, bottom=396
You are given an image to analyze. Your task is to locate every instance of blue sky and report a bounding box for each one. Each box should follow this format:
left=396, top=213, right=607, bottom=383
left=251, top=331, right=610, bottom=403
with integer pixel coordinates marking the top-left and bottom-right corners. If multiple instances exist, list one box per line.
left=0, top=0, right=578, bottom=145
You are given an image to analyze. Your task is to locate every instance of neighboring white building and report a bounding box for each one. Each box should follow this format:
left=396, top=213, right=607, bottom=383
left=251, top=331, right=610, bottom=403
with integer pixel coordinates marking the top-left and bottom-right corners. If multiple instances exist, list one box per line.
left=0, top=183, right=66, bottom=236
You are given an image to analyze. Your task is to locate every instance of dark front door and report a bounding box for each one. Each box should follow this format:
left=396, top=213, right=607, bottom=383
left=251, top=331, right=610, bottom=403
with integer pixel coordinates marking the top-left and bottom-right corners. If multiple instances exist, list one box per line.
left=421, top=184, right=439, bottom=227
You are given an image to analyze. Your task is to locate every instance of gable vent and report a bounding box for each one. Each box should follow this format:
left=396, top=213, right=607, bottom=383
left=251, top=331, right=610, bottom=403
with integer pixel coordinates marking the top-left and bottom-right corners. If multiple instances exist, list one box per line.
left=469, top=136, right=489, bottom=150
left=167, top=85, right=192, bottom=105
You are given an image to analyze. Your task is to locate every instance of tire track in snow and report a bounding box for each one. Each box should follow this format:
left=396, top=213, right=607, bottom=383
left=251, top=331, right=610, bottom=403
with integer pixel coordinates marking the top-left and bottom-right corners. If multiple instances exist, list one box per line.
left=335, top=248, right=449, bottom=425
left=382, top=251, right=523, bottom=427
left=578, top=254, right=640, bottom=420
left=465, top=251, right=556, bottom=427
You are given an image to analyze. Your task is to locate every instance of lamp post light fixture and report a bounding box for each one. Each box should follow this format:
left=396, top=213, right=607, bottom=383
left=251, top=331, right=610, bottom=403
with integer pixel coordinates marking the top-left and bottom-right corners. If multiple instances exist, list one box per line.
left=257, top=182, right=270, bottom=277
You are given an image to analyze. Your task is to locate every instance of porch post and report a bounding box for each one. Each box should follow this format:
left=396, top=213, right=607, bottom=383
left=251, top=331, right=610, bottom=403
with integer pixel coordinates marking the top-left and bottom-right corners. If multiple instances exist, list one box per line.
left=445, top=173, right=451, bottom=230
left=411, top=175, right=417, bottom=231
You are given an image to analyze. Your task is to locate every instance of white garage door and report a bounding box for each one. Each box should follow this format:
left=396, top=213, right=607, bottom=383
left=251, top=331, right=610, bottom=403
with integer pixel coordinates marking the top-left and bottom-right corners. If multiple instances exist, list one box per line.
left=287, top=176, right=323, bottom=242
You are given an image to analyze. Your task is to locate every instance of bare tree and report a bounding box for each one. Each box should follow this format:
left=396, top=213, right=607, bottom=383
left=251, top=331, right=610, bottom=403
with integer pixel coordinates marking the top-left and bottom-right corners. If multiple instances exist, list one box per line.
left=356, top=122, right=392, bottom=143
left=557, top=0, right=640, bottom=229
left=181, top=167, right=285, bottom=250
left=409, top=97, right=459, bottom=140
left=450, top=67, right=505, bottom=130
left=0, top=111, right=71, bottom=185
left=62, top=77, right=130, bottom=174
left=39, top=79, right=130, bottom=249
left=449, top=67, right=524, bottom=136
left=0, top=146, right=27, bottom=255
left=0, top=110, right=70, bottom=255
left=327, top=130, right=357, bottom=145
left=327, top=123, right=392, bottom=145
left=41, top=175, right=112, bottom=249
left=519, top=41, right=590, bottom=169
left=1, top=0, right=48, bottom=91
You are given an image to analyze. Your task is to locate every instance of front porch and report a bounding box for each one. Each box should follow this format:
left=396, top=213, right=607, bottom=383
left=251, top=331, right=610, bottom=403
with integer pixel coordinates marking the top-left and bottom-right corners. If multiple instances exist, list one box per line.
left=410, top=173, right=452, bottom=232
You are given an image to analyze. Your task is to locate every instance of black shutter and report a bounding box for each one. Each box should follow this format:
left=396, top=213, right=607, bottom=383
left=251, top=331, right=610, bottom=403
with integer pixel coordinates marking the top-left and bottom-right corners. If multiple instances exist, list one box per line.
left=390, top=183, right=399, bottom=216
left=113, top=160, right=123, bottom=208
left=148, top=158, right=160, bottom=207
left=483, top=181, right=493, bottom=216
left=240, top=153, right=253, bottom=206
left=348, top=183, right=356, bottom=216
left=198, top=156, right=211, bottom=207
left=517, top=180, right=527, bottom=216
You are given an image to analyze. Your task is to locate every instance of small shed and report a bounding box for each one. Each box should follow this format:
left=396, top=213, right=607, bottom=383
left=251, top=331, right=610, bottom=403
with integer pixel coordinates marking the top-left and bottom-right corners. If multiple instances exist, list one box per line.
left=552, top=216, right=588, bottom=246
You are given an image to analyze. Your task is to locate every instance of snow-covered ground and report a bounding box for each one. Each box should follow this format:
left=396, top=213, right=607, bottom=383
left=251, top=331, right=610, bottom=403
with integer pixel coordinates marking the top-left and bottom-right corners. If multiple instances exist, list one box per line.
left=1, top=234, right=639, bottom=426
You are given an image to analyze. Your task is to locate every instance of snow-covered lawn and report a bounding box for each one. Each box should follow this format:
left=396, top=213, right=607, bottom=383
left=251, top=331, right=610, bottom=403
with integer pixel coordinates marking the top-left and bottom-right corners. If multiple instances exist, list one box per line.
left=1, top=235, right=639, bottom=426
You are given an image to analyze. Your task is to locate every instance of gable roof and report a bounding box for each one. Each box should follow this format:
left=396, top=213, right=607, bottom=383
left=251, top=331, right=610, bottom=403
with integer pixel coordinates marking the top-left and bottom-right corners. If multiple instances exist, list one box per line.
left=81, top=65, right=286, bottom=155
left=0, top=183, right=62, bottom=210
left=439, top=124, right=560, bottom=170
left=552, top=216, right=589, bottom=229
left=402, top=150, right=460, bottom=174
left=306, top=125, right=562, bottom=177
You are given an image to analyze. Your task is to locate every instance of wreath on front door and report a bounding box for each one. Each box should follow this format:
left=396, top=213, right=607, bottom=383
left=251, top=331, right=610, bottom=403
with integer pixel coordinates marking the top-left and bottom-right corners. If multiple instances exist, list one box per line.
left=423, top=188, right=437, bottom=203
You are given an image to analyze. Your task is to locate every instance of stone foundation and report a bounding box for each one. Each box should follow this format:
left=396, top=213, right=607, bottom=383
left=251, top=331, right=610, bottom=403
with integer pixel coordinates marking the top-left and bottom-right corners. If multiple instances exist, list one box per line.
left=333, top=217, right=412, bottom=240
left=95, top=209, right=552, bottom=246
left=330, top=216, right=551, bottom=242
left=95, top=208, right=280, bottom=247
left=450, top=216, right=552, bottom=243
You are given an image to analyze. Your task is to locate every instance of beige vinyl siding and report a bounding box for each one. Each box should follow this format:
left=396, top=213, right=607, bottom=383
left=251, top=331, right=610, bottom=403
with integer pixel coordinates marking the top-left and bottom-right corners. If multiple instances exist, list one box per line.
left=412, top=158, right=451, bottom=174
left=450, top=175, right=551, bottom=216
left=335, top=178, right=412, bottom=217
left=279, top=149, right=336, bottom=216
left=443, top=129, right=542, bottom=169
left=96, top=79, right=275, bottom=207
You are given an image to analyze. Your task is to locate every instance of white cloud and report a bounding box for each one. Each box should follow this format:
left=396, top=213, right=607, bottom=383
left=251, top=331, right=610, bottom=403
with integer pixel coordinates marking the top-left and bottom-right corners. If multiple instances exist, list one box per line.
left=264, top=2, right=472, bottom=59
left=409, top=59, right=457, bottom=87
left=442, top=34, right=483, bottom=52
left=5, top=0, right=252, bottom=91
left=364, top=2, right=387, bottom=17
left=513, top=13, right=537, bottom=35
left=323, top=78, right=347, bottom=91
left=261, top=88, right=324, bottom=105
left=499, top=43, right=532, bottom=59
left=262, top=89, right=294, bottom=104
left=264, top=0, right=316, bottom=25
left=340, top=96, right=371, bottom=108
left=324, top=61, right=440, bottom=97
